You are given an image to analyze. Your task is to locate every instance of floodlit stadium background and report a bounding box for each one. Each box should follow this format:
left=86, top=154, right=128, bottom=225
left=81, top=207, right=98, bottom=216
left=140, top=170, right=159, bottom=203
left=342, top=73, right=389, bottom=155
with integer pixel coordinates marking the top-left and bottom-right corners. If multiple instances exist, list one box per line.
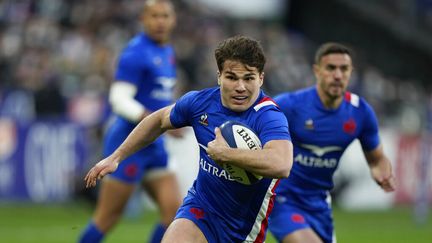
left=0, top=0, right=431, bottom=242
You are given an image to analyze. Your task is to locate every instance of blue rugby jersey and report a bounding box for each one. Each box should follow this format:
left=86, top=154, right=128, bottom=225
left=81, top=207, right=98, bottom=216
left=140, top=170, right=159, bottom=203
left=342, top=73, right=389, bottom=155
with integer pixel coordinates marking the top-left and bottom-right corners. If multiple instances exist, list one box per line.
left=274, top=86, right=380, bottom=207
left=108, top=32, right=176, bottom=147
left=114, top=32, right=176, bottom=127
left=170, top=87, right=291, bottom=241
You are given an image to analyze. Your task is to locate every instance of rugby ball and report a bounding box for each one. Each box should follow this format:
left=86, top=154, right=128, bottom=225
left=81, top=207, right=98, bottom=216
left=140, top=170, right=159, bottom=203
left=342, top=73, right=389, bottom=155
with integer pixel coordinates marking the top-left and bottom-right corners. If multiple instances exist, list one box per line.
left=219, top=120, right=263, bottom=185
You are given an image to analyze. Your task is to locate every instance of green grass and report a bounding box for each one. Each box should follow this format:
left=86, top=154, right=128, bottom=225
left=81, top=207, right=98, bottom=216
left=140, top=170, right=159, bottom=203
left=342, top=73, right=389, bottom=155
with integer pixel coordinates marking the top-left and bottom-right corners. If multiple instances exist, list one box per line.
left=333, top=208, right=432, bottom=243
left=0, top=202, right=430, bottom=243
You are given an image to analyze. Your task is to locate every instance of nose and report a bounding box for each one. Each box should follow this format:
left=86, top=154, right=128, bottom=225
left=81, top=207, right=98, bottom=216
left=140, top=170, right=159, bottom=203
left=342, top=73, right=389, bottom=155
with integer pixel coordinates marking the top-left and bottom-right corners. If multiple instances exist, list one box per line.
left=333, top=68, right=343, bottom=80
left=155, top=15, right=169, bottom=26
left=236, top=80, right=246, bottom=92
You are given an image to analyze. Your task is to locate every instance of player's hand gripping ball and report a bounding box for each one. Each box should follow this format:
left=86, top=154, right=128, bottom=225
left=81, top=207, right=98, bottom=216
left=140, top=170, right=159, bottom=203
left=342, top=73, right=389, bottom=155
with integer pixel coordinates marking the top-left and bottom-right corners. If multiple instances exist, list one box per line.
left=219, top=120, right=263, bottom=185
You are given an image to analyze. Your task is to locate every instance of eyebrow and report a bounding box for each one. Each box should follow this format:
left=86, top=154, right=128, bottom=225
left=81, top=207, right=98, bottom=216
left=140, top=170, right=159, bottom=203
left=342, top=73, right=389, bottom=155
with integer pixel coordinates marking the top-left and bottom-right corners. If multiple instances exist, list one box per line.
left=326, top=64, right=350, bottom=68
left=224, top=71, right=255, bottom=77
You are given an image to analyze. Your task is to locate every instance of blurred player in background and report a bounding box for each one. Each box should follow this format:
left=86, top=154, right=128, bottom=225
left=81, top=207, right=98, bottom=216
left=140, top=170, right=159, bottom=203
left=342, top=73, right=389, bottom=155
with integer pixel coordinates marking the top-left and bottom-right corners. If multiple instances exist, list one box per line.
left=84, top=35, right=293, bottom=242
left=268, top=42, right=395, bottom=243
left=79, top=1, right=182, bottom=242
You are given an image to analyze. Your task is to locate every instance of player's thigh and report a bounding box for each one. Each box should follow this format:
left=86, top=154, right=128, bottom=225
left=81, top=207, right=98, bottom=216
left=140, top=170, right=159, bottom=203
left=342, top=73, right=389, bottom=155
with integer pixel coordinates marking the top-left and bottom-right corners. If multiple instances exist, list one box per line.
left=143, top=171, right=181, bottom=210
left=141, top=143, right=180, bottom=212
left=93, top=178, right=136, bottom=228
left=281, top=228, right=323, bottom=243
left=162, top=218, right=207, bottom=243
left=270, top=201, right=322, bottom=242
left=94, top=153, right=144, bottom=219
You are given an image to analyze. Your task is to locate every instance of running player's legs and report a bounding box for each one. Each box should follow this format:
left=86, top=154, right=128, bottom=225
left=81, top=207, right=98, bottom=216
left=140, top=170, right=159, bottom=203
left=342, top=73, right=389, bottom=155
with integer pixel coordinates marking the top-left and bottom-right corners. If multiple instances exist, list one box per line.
left=93, top=178, right=136, bottom=232
left=162, top=218, right=207, bottom=243
left=281, top=229, right=323, bottom=243
left=270, top=201, right=319, bottom=243
left=269, top=201, right=333, bottom=243
left=79, top=126, right=146, bottom=243
left=143, top=171, right=182, bottom=227
left=141, top=143, right=182, bottom=242
left=92, top=149, right=147, bottom=231
left=164, top=192, right=224, bottom=242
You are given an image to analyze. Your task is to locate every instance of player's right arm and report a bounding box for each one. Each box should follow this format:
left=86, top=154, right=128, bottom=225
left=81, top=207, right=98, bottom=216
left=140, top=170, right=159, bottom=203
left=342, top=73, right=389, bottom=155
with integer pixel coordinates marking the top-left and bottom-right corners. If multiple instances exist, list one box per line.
left=110, top=45, right=153, bottom=122
left=84, top=104, right=175, bottom=188
left=109, top=81, right=151, bottom=122
left=207, top=128, right=293, bottom=178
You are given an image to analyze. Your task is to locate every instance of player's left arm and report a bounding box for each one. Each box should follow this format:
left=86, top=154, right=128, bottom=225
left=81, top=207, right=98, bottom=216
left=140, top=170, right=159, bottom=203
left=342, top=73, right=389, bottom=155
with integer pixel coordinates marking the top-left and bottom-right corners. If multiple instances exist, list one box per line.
left=85, top=105, right=176, bottom=187
left=359, top=99, right=395, bottom=192
left=207, top=127, right=293, bottom=179
left=364, top=144, right=395, bottom=192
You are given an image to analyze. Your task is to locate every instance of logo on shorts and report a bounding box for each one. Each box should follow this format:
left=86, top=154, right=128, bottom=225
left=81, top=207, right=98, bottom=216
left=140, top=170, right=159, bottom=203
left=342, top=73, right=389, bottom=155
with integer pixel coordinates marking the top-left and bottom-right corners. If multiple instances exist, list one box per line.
left=189, top=208, right=205, bottom=219
left=124, top=164, right=138, bottom=177
left=199, top=113, right=208, bottom=126
left=291, top=213, right=305, bottom=224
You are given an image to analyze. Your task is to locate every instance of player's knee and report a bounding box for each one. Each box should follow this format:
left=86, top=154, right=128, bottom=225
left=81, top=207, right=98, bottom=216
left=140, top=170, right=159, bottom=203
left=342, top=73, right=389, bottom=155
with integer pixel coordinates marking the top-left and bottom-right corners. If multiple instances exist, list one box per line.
left=93, top=214, right=122, bottom=232
left=94, top=206, right=125, bottom=225
left=160, top=208, right=178, bottom=225
left=160, top=197, right=181, bottom=213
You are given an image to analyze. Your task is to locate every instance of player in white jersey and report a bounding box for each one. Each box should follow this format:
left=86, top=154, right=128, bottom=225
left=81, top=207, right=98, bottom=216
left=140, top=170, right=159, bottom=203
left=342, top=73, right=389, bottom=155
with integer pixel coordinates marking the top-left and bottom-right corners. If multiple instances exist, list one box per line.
left=84, top=35, right=294, bottom=242
left=269, top=42, right=395, bottom=243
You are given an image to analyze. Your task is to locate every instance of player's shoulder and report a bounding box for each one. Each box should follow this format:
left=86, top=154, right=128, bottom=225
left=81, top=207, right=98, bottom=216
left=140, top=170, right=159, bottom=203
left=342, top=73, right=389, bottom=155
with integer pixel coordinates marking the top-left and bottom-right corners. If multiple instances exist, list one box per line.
left=122, top=33, right=157, bottom=54
left=193, top=87, right=219, bottom=100
left=274, top=86, right=314, bottom=108
left=253, top=95, right=279, bottom=113
left=343, top=91, right=372, bottom=110
left=180, top=87, right=218, bottom=105
left=277, top=86, right=314, bottom=99
left=251, top=92, right=286, bottom=120
left=123, top=33, right=144, bottom=49
left=117, top=34, right=147, bottom=61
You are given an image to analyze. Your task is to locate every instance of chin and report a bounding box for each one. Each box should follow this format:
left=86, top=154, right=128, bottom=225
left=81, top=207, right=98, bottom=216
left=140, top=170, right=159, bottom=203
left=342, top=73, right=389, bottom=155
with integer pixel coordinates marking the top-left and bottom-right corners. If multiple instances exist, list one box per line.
left=230, top=104, right=250, bottom=112
left=151, top=34, right=168, bottom=44
left=328, top=89, right=342, bottom=97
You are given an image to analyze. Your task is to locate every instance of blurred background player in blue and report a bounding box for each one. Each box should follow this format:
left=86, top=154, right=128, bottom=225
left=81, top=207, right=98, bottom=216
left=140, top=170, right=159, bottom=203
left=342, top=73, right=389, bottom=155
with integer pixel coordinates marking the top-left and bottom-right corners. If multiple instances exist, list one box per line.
left=79, top=1, right=182, bottom=242
left=84, top=35, right=293, bottom=243
left=268, top=43, right=396, bottom=243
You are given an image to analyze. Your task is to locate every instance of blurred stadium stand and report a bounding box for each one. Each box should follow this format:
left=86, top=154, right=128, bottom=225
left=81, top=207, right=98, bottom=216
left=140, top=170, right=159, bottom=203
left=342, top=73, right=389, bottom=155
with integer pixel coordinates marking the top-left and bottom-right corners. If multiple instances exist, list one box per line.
left=0, top=0, right=430, bottom=210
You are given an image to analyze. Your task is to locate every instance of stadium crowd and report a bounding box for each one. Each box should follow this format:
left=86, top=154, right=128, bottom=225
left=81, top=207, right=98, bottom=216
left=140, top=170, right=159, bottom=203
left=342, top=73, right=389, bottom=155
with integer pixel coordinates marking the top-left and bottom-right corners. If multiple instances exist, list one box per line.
left=0, top=0, right=429, bottom=134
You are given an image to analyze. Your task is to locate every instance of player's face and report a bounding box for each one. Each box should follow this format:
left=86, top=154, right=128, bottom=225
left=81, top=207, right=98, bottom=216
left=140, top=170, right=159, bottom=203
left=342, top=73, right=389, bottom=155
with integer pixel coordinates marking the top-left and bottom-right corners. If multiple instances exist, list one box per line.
left=314, top=53, right=353, bottom=100
left=141, top=2, right=176, bottom=44
left=218, top=60, right=264, bottom=112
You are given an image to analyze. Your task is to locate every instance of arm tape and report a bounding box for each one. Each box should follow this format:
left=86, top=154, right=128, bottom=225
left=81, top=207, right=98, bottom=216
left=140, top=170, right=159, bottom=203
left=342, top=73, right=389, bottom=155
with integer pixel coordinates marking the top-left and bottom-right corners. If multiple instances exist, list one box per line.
left=109, top=81, right=146, bottom=123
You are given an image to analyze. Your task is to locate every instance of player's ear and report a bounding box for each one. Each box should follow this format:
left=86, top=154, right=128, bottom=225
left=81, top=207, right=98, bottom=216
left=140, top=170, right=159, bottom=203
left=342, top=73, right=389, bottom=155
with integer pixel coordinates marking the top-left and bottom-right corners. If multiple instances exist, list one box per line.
left=217, top=71, right=221, bottom=85
left=259, top=72, right=264, bottom=87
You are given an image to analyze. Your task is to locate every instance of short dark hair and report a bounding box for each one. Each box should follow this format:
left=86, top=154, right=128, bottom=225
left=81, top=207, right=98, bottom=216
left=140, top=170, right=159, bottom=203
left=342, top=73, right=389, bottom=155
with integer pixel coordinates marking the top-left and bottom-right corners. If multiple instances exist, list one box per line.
left=214, top=35, right=266, bottom=73
left=314, top=42, right=353, bottom=64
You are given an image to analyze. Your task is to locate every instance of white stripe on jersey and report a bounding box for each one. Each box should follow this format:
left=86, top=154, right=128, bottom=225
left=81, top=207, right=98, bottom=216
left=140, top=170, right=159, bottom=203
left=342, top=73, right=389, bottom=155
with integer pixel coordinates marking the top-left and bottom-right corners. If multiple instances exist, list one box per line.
left=198, top=143, right=208, bottom=151
left=326, top=191, right=337, bottom=243
left=244, top=178, right=278, bottom=242
left=253, top=100, right=276, bottom=112
left=350, top=93, right=359, bottom=107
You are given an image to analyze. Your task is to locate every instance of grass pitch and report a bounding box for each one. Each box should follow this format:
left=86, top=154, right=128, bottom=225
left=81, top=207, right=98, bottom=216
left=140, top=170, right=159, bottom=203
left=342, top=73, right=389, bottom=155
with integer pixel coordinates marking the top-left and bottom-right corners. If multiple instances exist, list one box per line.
left=0, top=202, right=430, bottom=243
